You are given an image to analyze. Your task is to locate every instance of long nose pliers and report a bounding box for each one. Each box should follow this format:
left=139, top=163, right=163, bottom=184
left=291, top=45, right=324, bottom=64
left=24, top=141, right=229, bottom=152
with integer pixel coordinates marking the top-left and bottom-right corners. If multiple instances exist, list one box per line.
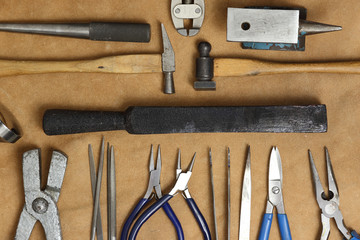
left=309, top=147, right=360, bottom=240
left=120, top=145, right=184, bottom=240
left=128, top=150, right=211, bottom=240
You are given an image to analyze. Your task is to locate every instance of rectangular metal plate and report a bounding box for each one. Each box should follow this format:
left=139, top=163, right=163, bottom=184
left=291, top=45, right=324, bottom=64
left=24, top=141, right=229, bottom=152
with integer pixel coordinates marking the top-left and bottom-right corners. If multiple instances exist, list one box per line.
left=227, top=8, right=300, bottom=44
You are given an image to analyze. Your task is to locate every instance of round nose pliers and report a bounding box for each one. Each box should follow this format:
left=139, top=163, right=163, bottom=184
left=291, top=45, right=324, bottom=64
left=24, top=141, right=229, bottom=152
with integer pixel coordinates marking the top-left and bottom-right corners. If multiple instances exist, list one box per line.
left=128, top=150, right=211, bottom=240
left=120, top=145, right=184, bottom=240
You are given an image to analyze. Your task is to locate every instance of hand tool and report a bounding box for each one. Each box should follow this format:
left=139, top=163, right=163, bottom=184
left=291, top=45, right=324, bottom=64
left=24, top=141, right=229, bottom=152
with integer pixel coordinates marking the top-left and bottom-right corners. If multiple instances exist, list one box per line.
left=209, top=149, right=219, bottom=240
left=195, top=42, right=360, bottom=90
left=0, top=23, right=174, bottom=94
left=227, top=7, right=341, bottom=51
left=15, top=149, right=68, bottom=240
left=128, top=151, right=211, bottom=240
left=0, top=118, right=20, bottom=143
left=120, top=145, right=184, bottom=240
left=90, top=137, right=105, bottom=240
left=308, top=148, right=360, bottom=240
left=0, top=22, right=150, bottom=42
left=88, top=144, right=104, bottom=240
left=171, top=0, right=205, bottom=36
left=258, top=147, right=291, bottom=240
left=42, top=105, right=327, bottom=135
left=107, top=144, right=116, bottom=240
left=239, top=146, right=251, bottom=240
left=227, top=147, right=231, bottom=240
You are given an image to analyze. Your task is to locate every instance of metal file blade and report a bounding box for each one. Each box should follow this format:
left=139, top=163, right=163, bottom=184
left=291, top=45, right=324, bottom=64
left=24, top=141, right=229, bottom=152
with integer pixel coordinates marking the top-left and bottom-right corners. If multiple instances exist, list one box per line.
left=239, top=146, right=251, bottom=240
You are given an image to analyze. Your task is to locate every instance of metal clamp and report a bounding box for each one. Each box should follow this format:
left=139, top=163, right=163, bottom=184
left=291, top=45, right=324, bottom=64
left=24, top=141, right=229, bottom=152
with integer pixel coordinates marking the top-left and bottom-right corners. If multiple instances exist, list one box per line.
left=0, top=118, right=20, bottom=143
left=171, top=0, right=205, bottom=36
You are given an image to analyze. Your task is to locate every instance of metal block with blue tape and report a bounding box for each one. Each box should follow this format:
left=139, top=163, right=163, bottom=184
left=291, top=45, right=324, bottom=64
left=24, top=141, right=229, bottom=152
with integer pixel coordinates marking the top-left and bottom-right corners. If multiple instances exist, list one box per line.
left=227, top=7, right=342, bottom=51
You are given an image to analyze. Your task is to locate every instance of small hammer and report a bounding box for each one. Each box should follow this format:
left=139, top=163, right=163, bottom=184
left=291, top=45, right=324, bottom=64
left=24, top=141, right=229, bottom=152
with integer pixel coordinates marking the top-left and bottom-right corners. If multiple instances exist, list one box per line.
left=195, top=42, right=360, bottom=90
left=0, top=23, right=175, bottom=94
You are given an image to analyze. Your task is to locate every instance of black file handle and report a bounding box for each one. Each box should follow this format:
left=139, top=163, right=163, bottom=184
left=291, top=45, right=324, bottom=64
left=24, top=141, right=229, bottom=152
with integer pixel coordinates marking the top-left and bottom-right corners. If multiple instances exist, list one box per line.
left=89, top=23, right=150, bottom=42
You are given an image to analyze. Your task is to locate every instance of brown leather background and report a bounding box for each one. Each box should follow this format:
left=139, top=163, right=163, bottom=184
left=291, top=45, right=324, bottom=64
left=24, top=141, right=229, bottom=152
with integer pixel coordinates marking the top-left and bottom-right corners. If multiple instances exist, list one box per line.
left=0, top=0, right=360, bottom=239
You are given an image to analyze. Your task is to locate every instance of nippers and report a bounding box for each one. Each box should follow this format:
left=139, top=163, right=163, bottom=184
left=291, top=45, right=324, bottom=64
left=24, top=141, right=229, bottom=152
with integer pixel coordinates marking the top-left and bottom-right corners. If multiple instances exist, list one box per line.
left=308, top=147, right=360, bottom=240
left=128, top=150, right=211, bottom=240
left=15, top=149, right=68, bottom=240
left=171, top=0, right=205, bottom=36
left=259, top=147, right=292, bottom=240
left=121, top=145, right=184, bottom=240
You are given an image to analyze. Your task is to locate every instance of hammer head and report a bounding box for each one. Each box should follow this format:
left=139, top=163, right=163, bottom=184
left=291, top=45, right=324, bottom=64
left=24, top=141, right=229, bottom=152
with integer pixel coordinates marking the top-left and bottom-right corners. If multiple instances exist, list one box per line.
left=194, top=42, right=215, bottom=90
left=161, top=24, right=175, bottom=94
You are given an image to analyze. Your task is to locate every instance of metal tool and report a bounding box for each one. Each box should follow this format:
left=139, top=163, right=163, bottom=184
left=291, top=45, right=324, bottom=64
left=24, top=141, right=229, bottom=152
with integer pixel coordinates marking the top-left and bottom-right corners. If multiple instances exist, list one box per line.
left=258, top=147, right=291, bottom=240
left=0, top=22, right=150, bottom=42
left=107, top=144, right=116, bottom=240
left=43, top=105, right=327, bottom=135
left=308, top=148, right=360, bottom=240
left=0, top=23, right=174, bottom=94
left=195, top=42, right=360, bottom=90
left=0, top=118, right=20, bottom=143
left=227, top=148, right=231, bottom=240
left=227, top=8, right=341, bottom=51
left=120, top=145, right=184, bottom=240
left=239, top=146, right=251, bottom=240
left=15, top=149, right=68, bottom=240
left=88, top=144, right=104, bottom=240
left=128, top=151, right=211, bottom=240
left=209, top=149, right=219, bottom=240
left=171, top=0, right=205, bottom=36
left=90, top=138, right=105, bottom=240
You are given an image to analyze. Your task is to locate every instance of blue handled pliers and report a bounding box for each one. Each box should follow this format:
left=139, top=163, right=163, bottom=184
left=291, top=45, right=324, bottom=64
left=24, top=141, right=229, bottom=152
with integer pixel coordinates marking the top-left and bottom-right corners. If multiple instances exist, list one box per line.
left=128, top=150, right=211, bottom=240
left=309, top=147, right=360, bottom=240
left=259, top=147, right=292, bottom=240
left=120, top=145, right=184, bottom=240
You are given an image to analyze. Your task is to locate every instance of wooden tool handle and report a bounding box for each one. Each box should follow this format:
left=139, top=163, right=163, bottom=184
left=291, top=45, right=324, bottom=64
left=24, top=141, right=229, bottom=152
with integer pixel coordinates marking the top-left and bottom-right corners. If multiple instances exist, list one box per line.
left=0, top=54, right=161, bottom=77
left=214, top=58, right=360, bottom=77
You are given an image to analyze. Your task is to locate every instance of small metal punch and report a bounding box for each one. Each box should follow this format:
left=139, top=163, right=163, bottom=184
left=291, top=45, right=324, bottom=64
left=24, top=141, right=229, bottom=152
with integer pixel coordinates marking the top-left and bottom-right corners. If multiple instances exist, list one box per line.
left=0, top=116, right=20, bottom=143
left=171, top=0, right=205, bottom=36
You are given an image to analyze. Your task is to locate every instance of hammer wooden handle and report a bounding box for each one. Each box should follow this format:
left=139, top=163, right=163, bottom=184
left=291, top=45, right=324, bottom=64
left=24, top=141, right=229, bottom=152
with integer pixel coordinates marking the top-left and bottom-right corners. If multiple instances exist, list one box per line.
left=0, top=54, right=161, bottom=77
left=214, top=58, right=360, bottom=77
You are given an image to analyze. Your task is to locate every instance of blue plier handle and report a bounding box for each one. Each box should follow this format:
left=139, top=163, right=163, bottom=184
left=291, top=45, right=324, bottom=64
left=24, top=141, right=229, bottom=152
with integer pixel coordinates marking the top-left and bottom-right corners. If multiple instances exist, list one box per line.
left=349, top=231, right=360, bottom=240
left=120, top=198, right=184, bottom=240
left=128, top=194, right=211, bottom=240
left=258, top=213, right=291, bottom=240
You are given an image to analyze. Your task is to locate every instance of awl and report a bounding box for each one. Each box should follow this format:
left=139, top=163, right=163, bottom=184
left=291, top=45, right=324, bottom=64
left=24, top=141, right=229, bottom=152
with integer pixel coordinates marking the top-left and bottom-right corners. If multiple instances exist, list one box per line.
left=43, top=105, right=327, bottom=135
left=0, top=22, right=150, bottom=42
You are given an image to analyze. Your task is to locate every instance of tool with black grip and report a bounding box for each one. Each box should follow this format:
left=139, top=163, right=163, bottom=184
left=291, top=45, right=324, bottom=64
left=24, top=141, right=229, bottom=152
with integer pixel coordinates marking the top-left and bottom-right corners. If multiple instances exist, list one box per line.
left=43, top=105, right=327, bottom=135
left=0, top=22, right=150, bottom=42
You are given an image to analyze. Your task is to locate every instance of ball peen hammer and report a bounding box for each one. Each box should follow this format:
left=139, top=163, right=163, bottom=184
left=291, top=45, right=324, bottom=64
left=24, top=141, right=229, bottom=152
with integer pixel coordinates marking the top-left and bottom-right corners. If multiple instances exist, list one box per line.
left=0, top=23, right=175, bottom=94
left=195, top=42, right=360, bottom=90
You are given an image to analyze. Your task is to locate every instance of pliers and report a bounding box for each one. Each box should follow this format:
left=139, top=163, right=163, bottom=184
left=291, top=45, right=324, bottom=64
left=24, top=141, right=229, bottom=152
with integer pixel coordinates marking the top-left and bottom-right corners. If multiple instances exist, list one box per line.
left=120, top=145, right=184, bottom=240
left=15, top=149, right=68, bottom=240
left=259, top=147, right=292, bottom=240
left=308, top=147, right=360, bottom=240
left=128, top=150, right=211, bottom=240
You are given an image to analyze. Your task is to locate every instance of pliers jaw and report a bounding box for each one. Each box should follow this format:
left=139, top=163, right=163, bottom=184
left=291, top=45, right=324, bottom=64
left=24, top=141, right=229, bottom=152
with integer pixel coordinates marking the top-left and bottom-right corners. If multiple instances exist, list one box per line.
left=15, top=149, right=67, bottom=240
left=169, top=152, right=196, bottom=196
left=309, top=147, right=355, bottom=240
left=144, top=145, right=163, bottom=199
left=171, top=0, right=205, bottom=37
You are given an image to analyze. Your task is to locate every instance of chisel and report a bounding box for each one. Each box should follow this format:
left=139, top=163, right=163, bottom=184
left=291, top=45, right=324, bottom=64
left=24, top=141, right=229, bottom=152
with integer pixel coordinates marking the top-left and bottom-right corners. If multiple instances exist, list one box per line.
left=0, top=22, right=150, bottom=42
left=43, top=105, right=327, bottom=135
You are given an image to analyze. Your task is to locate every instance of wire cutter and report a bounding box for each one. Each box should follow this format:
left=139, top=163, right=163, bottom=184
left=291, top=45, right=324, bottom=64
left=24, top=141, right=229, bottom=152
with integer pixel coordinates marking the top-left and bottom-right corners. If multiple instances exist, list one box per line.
left=128, top=150, right=211, bottom=240
left=308, top=147, right=360, bottom=240
left=120, top=145, right=184, bottom=240
left=15, top=149, right=68, bottom=240
left=259, top=147, right=292, bottom=240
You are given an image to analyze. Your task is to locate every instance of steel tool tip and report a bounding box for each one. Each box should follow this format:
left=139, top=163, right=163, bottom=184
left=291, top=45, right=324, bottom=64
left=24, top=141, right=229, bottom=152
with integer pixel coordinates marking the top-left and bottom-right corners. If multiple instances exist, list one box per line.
left=177, top=150, right=181, bottom=169
left=299, top=19, right=342, bottom=36
left=189, top=153, right=196, bottom=172
left=149, top=145, right=154, bottom=171
left=209, top=148, right=212, bottom=165
left=156, top=145, right=161, bottom=170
